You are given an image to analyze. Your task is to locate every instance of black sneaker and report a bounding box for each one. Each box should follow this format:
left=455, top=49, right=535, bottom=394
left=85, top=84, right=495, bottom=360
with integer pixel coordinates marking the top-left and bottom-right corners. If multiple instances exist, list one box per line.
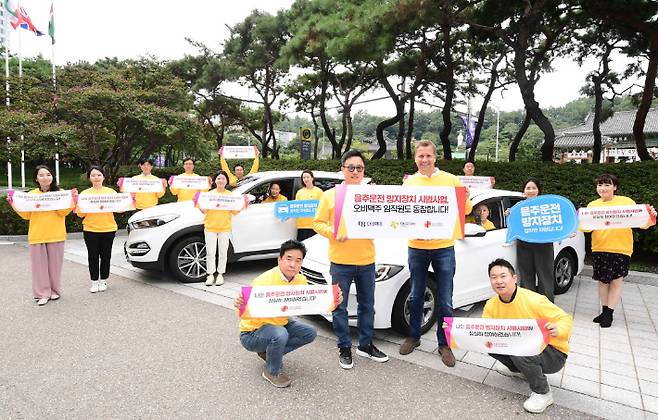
left=356, top=343, right=389, bottom=363
left=338, top=346, right=353, bottom=369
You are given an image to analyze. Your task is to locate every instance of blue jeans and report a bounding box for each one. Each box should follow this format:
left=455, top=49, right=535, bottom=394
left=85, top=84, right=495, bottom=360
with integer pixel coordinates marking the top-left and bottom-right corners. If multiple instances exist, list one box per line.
left=330, top=262, right=376, bottom=348
left=240, top=320, right=317, bottom=375
left=407, top=247, right=456, bottom=346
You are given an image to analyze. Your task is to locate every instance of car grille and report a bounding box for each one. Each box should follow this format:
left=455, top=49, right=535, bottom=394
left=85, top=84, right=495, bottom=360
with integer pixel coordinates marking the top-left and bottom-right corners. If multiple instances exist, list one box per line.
left=300, top=267, right=326, bottom=284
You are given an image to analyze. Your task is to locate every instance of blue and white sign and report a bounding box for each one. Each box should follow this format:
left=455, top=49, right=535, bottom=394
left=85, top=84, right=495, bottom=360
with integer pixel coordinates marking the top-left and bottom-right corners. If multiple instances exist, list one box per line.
left=506, top=195, right=578, bottom=244
left=275, top=200, right=320, bottom=221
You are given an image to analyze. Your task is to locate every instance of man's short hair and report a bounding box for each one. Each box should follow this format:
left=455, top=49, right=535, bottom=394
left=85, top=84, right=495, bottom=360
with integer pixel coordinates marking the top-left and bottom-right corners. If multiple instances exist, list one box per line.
left=488, top=258, right=516, bottom=276
left=234, top=163, right=244, bottom=171
left=464, top=160, right=475, bottom=166
left=340, top=149, right=365, bottom=166
left=280, top=239, right=307, bottom=258
left=183, top=157, right=195, bottom=164
left=138, top=158, right=154, bottom=166
left=414, top=140, right=436, bottom=153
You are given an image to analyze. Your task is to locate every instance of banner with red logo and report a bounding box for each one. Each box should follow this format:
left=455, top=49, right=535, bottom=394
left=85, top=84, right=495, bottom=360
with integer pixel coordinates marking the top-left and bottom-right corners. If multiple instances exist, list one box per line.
left=76, top=193, right=135, bottom=213
left=221, top=145, right=256, bottom=159
left=7, top=190, right=74, bottom=212
left=334, top=185, right=467, bottom=239
left=168, top=175, right=211, bottom=190
left=118, top=177, right=164, bottom=193
left=578, top=204, right=656, bottom=230
left=239, top=284, right=340, bottom=318
left=458, top=176, right=495, bottom=189
left=193, top=191, right=248, bottom=211
left=444, top=317, right=550, bottom=357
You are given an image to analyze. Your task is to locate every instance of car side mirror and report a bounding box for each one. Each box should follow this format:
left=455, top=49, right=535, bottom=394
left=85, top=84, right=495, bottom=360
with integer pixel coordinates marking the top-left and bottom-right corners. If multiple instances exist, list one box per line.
left=464, top=223, right=487, bottom=237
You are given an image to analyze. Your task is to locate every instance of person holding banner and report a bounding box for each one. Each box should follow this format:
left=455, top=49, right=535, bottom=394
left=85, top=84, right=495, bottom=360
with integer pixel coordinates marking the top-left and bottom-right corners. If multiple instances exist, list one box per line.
left=295, top=170, right=323, bottom=241
left=129, top=158, right=166, bottom=209
left=313, top=150, right=389, bottom=369
left=169, top=158, right=210, bottom=202
left=234, top=240, right=341, bottom=388
left=262, top=182, right=288, bottom=204
left=219, top=146, right=260, bottom=187
left=7, top=166, right=75, bottom=306
left=482, top=258, right=572, bottom=414
left=75, top=166, right=122, bottom=293
left=399, top=140, right=472, bottom=367
left=199, top=171, right=242, bottom=286
left=584, top=174, right=657, bottom=328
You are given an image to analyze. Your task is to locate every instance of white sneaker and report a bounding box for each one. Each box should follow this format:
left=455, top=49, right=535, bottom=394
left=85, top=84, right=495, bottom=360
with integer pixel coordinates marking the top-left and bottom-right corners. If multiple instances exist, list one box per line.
left=215, top=274, right=224, bottom=286
left=50, top=294, right=60, bottom=300
left=205, top=275, right=214, bottom=286
left=523, top=390, right=554, bottom=414
left=98, top=280, right=108, bottom=292
left=90, top=281, right=100, bottom=293
left=495, top=364, right=526, bottom=380
left=37, top=298, right=49, bottom=306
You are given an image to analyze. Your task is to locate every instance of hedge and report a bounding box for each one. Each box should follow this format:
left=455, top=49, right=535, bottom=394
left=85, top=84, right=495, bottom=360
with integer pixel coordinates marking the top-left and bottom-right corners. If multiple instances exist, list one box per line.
left=3, top=159, right=657, bottom=254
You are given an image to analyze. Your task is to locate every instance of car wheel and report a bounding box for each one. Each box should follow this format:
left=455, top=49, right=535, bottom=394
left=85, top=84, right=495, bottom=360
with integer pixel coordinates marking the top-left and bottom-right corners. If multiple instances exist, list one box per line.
left=168, top=235, right=207, bottom=283
left=391, top=278, right=437, bottom=335
left=554, top=249, right=576, bottom=295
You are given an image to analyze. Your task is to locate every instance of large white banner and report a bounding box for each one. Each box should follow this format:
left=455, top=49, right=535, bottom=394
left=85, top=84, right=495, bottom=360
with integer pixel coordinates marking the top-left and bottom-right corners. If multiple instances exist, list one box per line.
left=239, top=284, right=340, bottom=318
left=8, top=190, right=74, bottom=212
left=578, top=204, right=656, bottom=230
left=77, top=193, right=135, bottom=213
left=193, top=191, right=247, bottom=211
left=334, top=184, right=468, bottom=239
left=458, top=176, right=495, bottom=190
left=444, top=317, right=550, bottom=357
left=118, top=177, right=164, bottom=193
left=222, top=146, right=256, bottom=159
left=169, top=175, right=211, bottom=190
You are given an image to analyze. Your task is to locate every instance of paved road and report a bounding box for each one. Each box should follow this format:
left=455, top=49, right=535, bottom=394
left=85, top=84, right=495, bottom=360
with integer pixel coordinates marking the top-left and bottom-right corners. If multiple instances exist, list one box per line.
left=0, top=244, right=594, bottom=419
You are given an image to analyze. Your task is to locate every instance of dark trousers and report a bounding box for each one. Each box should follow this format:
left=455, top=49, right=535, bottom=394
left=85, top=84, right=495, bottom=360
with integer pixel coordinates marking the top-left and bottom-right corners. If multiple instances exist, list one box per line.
left=517, top=241, right=555, bottom=302
left=491, top=345, right=567, bottom=394
left=83, top=231, right=116, bottom=280
left=297, top=228, right=316, bottom=241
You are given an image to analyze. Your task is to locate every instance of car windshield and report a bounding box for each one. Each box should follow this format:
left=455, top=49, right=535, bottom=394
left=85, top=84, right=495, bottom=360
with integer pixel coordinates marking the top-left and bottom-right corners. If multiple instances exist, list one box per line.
left=236, top=175, right=258, bottom=188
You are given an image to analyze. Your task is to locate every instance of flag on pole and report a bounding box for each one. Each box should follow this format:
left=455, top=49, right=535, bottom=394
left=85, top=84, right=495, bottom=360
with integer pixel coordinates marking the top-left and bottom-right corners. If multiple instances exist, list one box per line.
left=3, top=0, right=45, bottom=36
left=48, top=2, right=55, bottom=44
left=460, top=115, right=476, bottom=148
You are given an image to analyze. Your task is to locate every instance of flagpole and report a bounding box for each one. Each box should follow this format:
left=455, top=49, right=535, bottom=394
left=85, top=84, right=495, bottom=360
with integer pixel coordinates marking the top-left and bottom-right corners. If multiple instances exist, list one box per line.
left=17, top=0, right=25, bottom=188
left=4, top=5, right=11, bottom=189
left=50, top=1, right=58, bottom=184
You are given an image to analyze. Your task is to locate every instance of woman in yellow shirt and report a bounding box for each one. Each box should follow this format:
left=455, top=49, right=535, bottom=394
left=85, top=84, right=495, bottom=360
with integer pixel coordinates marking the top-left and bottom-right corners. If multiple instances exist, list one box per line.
left=8, top=165, right=73, bottom=306
left=295, top=170, right=323, bottom=241
left=262, top=182, right=287, bottom=203
left=200, top=171, right=242, bottom=286
left=587, top=173, right=657, bottom=328
left=76, top=166, right=120, bottom=293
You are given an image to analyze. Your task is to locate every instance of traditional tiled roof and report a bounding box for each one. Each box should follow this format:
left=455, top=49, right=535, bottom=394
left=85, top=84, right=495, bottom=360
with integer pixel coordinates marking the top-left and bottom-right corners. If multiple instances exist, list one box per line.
left=554, top=132, right=614, bottom=149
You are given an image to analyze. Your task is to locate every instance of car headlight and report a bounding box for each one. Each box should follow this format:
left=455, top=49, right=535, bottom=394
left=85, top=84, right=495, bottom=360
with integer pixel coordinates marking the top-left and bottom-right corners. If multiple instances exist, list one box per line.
left=375, top=264, right=403, bottom=282
left=129, top=214, right=179, bottom=230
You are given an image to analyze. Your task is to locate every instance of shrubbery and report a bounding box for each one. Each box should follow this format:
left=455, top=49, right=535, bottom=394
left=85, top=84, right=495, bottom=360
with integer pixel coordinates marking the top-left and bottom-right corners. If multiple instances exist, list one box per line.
left=3, top=159, right=657, bottom=254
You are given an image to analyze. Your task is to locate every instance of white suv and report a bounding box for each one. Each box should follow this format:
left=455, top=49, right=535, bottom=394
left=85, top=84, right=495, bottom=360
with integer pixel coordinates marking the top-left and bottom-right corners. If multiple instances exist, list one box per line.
left=124, top=171, right=354, bottom=282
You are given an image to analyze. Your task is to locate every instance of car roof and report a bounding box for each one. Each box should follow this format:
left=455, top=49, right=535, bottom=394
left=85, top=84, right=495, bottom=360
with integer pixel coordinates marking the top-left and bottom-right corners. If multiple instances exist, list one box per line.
left=469, top=188, right=523, bottom=201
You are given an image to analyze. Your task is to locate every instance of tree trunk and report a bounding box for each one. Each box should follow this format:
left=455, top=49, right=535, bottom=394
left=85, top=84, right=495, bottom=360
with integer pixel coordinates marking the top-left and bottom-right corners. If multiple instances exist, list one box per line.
left=591, top=75, right=603, bottom=163
left=396, top=102, right=405, bottom=159
left=633, top=38, right=658, bottom=161
left=373, top=115, right=401, bottom=160
left=509, top=113, right=532, bottom=162
left=318, top=62, right=339, bottom=158
left=311, top=111, right=320, bottom=160
left=439, top=25, right=455, bottom=160
left=405, top=94, right=415, bottom=159
left=374, top=62, right=403, bottom=160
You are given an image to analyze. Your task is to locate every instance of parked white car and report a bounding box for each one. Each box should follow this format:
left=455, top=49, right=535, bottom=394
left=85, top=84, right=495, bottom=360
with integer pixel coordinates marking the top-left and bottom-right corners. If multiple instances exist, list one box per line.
left=124, top=171, right=362, bottom=282
left=300, top=188, right=585, bottom=335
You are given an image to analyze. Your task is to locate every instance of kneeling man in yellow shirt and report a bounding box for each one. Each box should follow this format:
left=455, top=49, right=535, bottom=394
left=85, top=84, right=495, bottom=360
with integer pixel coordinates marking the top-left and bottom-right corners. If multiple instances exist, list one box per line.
left=483, top=258, right=573, bottom=414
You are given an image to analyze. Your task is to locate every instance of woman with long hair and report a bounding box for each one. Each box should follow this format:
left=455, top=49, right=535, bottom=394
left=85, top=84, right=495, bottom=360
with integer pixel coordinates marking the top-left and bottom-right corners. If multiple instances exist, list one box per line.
left=295, top=170, right=323, bottom=241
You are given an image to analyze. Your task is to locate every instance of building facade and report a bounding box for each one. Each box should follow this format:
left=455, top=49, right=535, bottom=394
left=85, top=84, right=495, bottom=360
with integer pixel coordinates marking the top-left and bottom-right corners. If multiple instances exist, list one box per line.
left=0, top=7, right=9, bottom=49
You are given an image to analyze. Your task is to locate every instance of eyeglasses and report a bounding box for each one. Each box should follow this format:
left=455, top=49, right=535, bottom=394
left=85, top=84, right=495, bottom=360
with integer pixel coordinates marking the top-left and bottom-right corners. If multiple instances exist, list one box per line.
left=342, top=165, right=365, bottom=173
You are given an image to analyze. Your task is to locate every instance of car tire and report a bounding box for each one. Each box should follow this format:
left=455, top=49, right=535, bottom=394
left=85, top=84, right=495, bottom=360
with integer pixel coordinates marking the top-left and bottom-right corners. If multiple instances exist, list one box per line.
left=554, top=249, right=576, bottom=295
left=391, top=278, right=437, bottom=336
left=168, top=235, right=207, bottom=283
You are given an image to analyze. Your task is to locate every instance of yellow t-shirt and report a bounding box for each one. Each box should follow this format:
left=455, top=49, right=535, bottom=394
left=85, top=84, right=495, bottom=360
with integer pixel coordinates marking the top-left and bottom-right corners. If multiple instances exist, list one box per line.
left=586, top=195, right=636, bottom=256
left=483, top=287, right=573, bottom=354
left=295, top=186, right=324, bottom=229
left=76, top=187, right=118, bottom=233
left=239, top=267, right=308, bottom=332
left=14, top=188, right=71, bottom=245
left=131, top=174, right=165, bottom=209
left=203, top=190, right=239, bottom=233
left=220, top=155, right=259, bottom=187
left=465, top=215, right=495, bottom=231
left=262, top=194, right=287, bottom=203
left=313, top=187, right=375, bottom=266
left=170, top=173, right=209, bottom=202
left=404, top=170, right=473, bottom=250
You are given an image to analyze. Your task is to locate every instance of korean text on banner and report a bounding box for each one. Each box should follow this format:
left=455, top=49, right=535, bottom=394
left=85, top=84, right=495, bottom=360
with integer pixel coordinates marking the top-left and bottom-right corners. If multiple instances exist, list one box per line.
left=506, top=195, right=578, bottom=244
left=77, top=193, right=135, bottom=213
left=7, top=190, right=73, bottom=212
left=275, top=200, right=320, bottom=221
left=239, top=284, right=340, bottom=318
left=333, top=184, right=467, bottom=239
left=444, top=317, right=550, bottom=357
left=169, top=175, right=211, bottom=190
left=458, top=176, right=495, bottom=189
left=118, top=177, right=164, bottom=193
left=221, top=146, right=256, bottom=159
left=194, top=192, right=247, bottom=211
left=578, top=204, right=657, bottom=230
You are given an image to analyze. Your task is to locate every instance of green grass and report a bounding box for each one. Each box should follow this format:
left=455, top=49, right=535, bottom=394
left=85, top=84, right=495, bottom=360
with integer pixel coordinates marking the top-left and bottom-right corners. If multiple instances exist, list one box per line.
left=0, top=167, right=85, bottom=189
